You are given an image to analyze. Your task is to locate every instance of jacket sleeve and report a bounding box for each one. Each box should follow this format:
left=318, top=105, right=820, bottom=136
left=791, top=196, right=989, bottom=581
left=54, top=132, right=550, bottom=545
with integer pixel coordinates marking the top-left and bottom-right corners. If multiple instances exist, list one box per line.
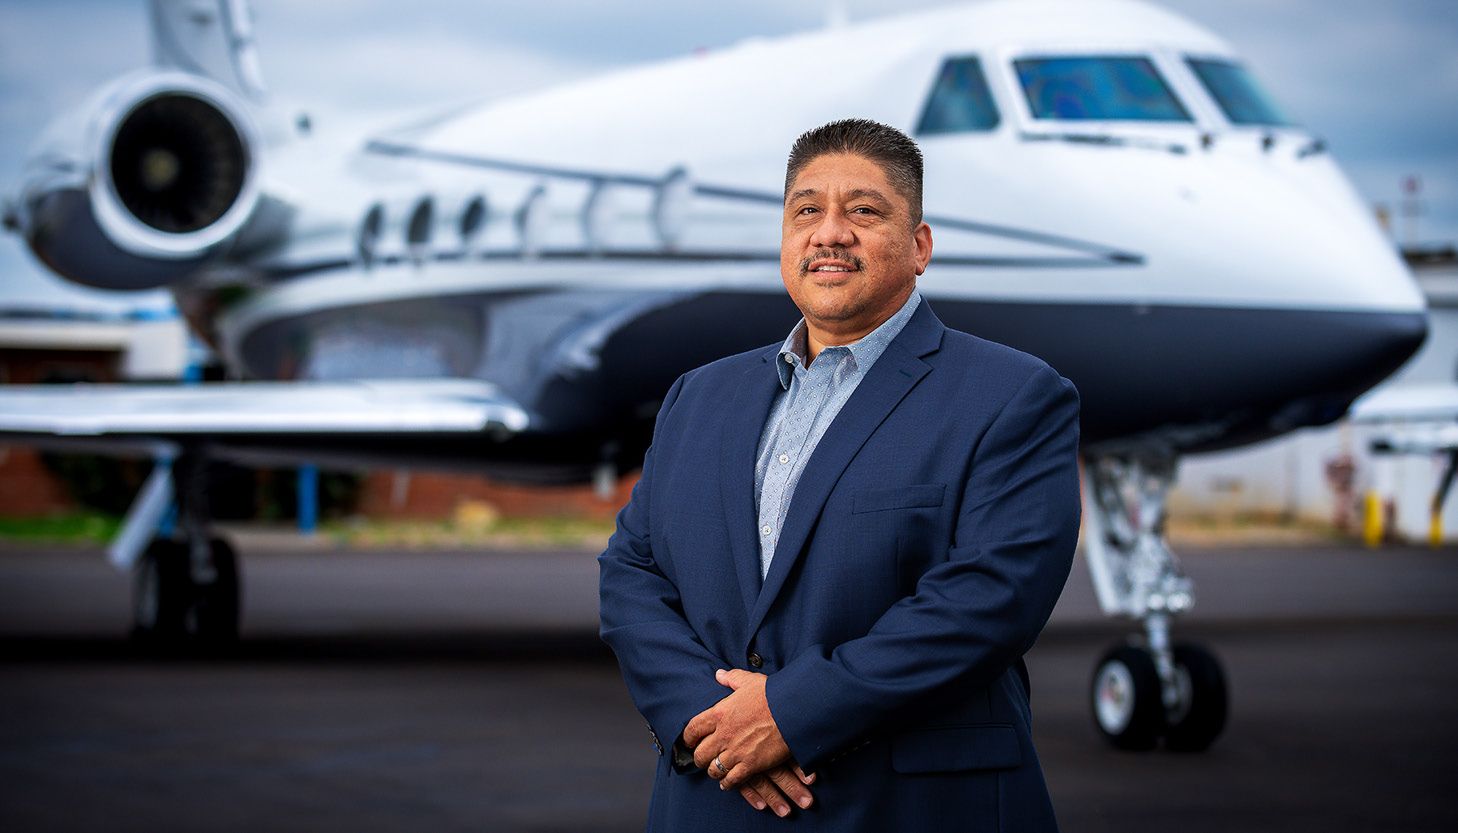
left=598, top=373, right=731, bottom=763
left=764, top=364, right=1081, bottom=773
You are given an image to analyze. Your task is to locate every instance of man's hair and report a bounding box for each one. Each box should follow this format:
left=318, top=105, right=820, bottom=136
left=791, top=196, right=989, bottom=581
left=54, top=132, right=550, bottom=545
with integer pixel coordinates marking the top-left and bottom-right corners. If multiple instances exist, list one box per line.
left=784, top=118, right=924, bottom=226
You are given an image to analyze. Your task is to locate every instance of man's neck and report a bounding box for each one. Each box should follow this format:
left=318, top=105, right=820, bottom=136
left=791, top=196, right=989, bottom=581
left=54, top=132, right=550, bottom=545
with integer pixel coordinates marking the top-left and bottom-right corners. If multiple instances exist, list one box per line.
left=803, top=292, right=913, bottom=363
left=805, top=328, right=858, bottom=364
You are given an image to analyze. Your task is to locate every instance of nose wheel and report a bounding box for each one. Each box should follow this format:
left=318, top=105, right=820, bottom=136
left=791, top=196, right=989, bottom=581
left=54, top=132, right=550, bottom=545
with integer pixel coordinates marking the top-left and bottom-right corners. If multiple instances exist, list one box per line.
left=1092, top=644, right=1165, bottom=750
left=1082, top=453, right=1230, bottom=752
left=1091, top=640, right=1228, bottom=752
left=1164, top=642, right=1228, bottom=752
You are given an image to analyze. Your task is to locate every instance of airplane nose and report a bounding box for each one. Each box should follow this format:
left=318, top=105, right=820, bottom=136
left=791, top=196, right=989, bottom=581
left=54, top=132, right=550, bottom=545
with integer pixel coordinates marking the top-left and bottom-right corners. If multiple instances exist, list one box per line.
left=1259, top=306, right=1428, bottom=434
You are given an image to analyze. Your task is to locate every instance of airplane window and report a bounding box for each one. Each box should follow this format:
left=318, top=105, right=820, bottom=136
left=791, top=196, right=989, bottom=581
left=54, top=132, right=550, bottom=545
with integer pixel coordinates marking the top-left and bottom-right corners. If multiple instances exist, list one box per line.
left=1186, top=58, right=1294, bottom=126
left=1015, top=57, right=1191, bottom=121
left=916, top=57, right=1000, bottom=135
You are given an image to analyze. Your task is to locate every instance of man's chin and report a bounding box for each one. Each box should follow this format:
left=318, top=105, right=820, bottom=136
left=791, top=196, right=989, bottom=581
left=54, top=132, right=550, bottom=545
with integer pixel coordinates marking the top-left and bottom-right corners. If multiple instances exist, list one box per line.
left=806, top=271, right=858, bottom=290
left=801, top=300, right=868, bottom=326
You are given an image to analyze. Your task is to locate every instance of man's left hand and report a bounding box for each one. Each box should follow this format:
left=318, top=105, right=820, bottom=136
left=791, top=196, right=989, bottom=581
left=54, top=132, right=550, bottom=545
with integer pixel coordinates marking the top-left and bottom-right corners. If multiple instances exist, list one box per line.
left=683, top=669, right=792, bottom=790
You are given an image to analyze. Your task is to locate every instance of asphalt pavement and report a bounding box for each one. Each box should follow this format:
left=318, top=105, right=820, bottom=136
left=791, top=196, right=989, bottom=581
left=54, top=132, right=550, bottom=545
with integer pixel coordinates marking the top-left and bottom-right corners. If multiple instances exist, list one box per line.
left=0, top=540, right=1455, bottom=832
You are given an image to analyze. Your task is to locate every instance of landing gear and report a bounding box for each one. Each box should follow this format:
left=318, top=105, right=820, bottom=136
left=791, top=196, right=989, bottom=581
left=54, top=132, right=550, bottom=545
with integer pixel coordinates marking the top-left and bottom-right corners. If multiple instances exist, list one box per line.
left=130, top=535, right=241, bottom=645
left=193, top=537, right=240, bottom=641
left=127, top=448, right=242, bottom=646
left=1165, top=643, right=1228, bottom=752
left=132, top=539, right=189, bottom=640
left=1082, top=454, right=1229, bottom=752
left=1092, top=644, right=1164, bottom=750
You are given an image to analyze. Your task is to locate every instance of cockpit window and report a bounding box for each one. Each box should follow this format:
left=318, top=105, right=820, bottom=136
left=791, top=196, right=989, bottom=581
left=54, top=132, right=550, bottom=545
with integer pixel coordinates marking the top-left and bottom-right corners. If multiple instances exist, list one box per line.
left=1015, top=56, right=1191, bottom=122
left=916, top=56, right=1000, bottom=135
left=1186, top=58, right=1294, bottom=126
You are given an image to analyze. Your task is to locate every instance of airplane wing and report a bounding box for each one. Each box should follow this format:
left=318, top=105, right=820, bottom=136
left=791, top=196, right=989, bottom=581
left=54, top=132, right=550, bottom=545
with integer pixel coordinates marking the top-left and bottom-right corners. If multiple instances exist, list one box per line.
left=1348, top=383, right=1458, bottom=425
left=1348, top=383, right=1458, bottom=454
left=0, top=379, right=529, bottom=439
left=0, top=378, right=532, bottom=572
left=1348, top=384, right=1458, bottom=545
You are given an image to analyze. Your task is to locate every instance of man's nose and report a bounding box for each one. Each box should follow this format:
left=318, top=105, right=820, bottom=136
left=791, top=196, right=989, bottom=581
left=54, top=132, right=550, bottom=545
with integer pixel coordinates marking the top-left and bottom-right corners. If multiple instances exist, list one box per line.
left=808, top=211, right=856, bottom=248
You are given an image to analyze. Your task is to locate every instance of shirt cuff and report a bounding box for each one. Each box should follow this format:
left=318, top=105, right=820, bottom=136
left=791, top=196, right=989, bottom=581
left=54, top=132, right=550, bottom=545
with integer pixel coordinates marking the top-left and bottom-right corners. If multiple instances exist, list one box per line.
left=671, top=738, right=698, bottom=772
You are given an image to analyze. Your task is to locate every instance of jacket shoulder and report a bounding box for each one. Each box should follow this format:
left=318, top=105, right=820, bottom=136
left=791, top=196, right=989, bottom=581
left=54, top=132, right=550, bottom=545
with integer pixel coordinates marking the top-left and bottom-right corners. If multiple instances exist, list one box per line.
left=677, top=343, right=776, bottom=391
left=937, top=327, right=1078, bottom=402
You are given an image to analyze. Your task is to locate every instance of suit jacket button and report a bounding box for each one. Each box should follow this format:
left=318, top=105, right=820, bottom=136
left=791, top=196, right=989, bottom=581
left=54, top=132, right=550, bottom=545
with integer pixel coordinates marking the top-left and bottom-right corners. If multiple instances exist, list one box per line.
left=748, top=652, right=764, bottom=669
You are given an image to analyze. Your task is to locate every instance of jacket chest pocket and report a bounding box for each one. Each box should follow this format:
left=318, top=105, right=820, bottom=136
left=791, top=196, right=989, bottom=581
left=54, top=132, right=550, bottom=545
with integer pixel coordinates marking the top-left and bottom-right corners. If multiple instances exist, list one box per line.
left=851, top=483, right=946, bottom=514
left=849, top=483, right=947, bottom=593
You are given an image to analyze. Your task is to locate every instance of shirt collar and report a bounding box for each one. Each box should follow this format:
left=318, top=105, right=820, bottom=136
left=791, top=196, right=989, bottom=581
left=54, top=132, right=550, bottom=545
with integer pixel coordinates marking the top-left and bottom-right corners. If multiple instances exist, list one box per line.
left=775, top=290, right=922, bottom=389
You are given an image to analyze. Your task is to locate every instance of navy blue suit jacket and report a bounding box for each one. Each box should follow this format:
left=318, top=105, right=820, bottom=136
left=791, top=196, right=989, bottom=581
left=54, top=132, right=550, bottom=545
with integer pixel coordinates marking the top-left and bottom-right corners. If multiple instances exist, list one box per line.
left=599, top=299, right=1080, bottom=832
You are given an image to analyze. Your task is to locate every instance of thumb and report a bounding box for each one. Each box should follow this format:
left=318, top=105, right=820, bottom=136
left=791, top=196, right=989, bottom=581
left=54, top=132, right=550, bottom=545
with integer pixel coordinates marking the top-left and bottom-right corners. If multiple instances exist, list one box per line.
left=715, top=668, right=749, bottom=689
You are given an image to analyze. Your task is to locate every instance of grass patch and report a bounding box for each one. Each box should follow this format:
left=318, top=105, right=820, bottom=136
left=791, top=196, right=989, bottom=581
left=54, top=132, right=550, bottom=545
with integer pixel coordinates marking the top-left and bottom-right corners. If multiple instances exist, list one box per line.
left=0, top=513, right=121, bottom=543
left=1166, top=512, right=1349, bottom=547
left=323, top=514, right=616, bottom=550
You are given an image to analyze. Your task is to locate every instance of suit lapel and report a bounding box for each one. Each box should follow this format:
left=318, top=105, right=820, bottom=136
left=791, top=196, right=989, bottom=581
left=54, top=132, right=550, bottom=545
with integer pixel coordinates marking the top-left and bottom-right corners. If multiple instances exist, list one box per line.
left=747, top=301, right=945, bottom=637
left=719, top=349, right=781, bottom=616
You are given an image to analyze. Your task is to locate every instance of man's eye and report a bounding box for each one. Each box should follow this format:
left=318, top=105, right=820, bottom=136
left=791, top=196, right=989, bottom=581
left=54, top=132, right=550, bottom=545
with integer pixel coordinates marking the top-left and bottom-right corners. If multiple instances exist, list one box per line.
left=798, top=206, right=818, bottom=215
left=852, top=206, right=876, bottom=215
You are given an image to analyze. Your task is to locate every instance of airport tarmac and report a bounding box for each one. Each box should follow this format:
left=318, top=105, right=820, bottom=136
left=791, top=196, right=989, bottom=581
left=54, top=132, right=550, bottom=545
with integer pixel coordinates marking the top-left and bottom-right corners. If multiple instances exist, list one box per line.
left=0, top=540, right=1455, bottom=832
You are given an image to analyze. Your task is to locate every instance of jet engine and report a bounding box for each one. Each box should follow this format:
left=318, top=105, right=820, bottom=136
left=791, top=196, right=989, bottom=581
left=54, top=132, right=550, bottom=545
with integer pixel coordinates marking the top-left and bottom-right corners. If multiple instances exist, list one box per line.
left=15, top=71, right=262, bottom=290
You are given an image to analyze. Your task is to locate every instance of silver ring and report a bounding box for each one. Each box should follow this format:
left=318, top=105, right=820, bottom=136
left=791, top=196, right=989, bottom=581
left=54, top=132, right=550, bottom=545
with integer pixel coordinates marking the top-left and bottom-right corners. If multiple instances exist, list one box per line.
left=713, top=756, right=730, bottom=775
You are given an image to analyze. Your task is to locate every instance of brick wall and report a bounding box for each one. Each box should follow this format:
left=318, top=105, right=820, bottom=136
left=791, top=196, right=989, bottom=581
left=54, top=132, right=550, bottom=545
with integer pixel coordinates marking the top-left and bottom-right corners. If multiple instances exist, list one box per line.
left=356, top=470, right=639, bottom=520
left=0, top=349, right=119, bottom=516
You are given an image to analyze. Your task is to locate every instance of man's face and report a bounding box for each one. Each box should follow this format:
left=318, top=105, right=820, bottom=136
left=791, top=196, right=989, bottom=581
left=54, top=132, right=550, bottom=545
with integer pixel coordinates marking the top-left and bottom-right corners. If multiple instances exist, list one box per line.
left=780, top=152, right=933, bottom=340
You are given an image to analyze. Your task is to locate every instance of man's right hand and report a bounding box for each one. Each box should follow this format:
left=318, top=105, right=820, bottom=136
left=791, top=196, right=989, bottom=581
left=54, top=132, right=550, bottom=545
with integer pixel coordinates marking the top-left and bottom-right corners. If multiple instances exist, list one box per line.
left=736, top=764, right=816, bottom=818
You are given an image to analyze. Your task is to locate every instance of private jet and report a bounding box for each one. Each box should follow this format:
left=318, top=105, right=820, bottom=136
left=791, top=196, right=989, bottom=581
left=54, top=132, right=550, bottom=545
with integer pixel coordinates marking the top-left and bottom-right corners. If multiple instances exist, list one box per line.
left=0, top=0, right=1431, bottom=753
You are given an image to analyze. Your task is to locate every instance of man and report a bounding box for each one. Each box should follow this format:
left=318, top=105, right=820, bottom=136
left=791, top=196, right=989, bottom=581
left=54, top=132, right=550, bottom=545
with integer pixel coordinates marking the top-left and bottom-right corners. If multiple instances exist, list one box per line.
left=599, top=118, right=1080, bottom=831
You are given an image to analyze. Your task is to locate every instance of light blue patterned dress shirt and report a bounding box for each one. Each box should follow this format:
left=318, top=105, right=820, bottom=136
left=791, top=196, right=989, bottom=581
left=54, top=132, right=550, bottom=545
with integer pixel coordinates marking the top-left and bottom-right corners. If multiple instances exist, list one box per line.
left=753, top=290, right=922, bottom=579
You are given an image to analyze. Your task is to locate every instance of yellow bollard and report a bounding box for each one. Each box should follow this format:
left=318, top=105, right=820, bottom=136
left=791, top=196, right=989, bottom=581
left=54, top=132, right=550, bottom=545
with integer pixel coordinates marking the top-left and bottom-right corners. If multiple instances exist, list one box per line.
left=1363, top=490, right=1383, bottom=548
left=1431, top=510, right=1444, bottom=549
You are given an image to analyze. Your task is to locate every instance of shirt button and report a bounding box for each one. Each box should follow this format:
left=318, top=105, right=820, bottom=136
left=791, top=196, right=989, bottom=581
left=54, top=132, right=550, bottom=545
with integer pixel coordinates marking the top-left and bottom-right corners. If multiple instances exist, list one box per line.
left=748, top=652, right=764, bottom=669
left=778, top=453, right=789, bottom=465
left=784, top=354, right=796, bottom=365
left=761, top=524, right=772, bottom=536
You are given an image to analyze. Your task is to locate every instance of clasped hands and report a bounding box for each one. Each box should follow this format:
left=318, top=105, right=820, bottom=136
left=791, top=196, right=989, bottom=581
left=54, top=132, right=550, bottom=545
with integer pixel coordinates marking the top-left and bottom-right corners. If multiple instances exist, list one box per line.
left=682, top=668, right=816, bottom=818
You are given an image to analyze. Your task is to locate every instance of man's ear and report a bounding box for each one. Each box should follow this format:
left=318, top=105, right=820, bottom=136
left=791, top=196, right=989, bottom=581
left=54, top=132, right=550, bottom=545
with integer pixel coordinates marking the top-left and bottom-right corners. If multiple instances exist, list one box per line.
left=913, top=222, right=934, bottom=276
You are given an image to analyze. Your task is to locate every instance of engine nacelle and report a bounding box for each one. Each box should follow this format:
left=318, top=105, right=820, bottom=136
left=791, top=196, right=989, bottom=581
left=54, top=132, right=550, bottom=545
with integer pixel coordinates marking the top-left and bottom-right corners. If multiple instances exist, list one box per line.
left=17, top=71, right=261, bottom=290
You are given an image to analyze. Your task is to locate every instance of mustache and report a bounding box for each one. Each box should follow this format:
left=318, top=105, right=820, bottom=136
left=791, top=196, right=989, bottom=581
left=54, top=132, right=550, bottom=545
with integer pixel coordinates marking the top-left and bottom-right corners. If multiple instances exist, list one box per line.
left=798, top=248, right=865, bottom=276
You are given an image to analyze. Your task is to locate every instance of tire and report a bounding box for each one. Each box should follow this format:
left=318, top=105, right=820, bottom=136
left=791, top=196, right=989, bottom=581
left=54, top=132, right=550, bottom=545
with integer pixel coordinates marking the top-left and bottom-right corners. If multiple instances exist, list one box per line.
left=132, top=539, right=191, bottom=642
left=1164, top=643, right=1228, bottom=752
left=1091, top=644, right=1165, bottom=751
left=193, top=537, right=241, bottom=643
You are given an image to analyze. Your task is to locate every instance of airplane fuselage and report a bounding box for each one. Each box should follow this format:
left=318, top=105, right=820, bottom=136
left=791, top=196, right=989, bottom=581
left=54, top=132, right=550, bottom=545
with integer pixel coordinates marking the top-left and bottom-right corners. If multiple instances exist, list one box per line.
left=12, top=0, right=1428, bottom=481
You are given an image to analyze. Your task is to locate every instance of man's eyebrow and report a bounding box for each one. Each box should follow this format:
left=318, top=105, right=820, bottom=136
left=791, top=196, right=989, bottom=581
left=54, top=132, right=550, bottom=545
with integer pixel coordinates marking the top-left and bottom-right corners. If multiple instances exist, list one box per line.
left=845, top=188, right=892, bottom=204
left=785, top=187, right=894, bottom=204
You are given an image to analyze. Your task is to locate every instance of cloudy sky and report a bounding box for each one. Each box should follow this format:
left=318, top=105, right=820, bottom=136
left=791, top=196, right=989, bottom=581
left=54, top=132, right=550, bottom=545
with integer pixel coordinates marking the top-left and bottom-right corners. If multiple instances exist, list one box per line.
left=1, top=0, right=1454, bottom=312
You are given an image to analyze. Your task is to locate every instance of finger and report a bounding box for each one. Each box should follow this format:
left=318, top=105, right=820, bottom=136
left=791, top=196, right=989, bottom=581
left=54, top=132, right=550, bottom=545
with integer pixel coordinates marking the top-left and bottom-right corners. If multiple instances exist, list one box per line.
left=719, top=760, right=758, bottom=791
left=692, top=739, right=720, bottom=771
left=768, top=766, right=814, bottom=810
left=682, top=712, right=713, bottom=748
left=749, top=775, right=793, bottom=818
left=738, top=784, right=767, bottom=812
left=794, top=765, right=816, bottom=785
left=706, top=753, right=731, bottom=781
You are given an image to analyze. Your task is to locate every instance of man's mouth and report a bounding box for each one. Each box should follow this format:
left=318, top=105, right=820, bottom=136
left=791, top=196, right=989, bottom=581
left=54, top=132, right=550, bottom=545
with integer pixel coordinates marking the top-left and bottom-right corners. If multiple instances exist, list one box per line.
left=799, top=250, right=864, bottom=276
